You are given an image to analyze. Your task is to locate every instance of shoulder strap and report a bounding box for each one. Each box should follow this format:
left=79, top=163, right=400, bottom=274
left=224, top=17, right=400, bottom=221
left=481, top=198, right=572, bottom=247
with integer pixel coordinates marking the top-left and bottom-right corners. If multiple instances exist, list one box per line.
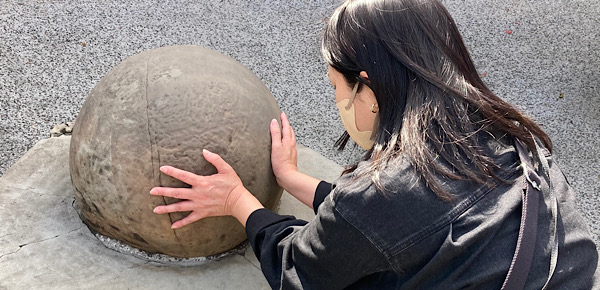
left=532, top=137, right=559, bottom=290
left=501, top=138, right=542, bottom=290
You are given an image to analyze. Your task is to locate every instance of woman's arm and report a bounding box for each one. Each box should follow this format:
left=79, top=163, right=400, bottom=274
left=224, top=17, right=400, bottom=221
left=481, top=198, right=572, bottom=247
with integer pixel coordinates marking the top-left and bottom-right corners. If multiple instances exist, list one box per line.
left=245, top=197, right=389, bottom=289
left=275, top=170, right=321, bottom=209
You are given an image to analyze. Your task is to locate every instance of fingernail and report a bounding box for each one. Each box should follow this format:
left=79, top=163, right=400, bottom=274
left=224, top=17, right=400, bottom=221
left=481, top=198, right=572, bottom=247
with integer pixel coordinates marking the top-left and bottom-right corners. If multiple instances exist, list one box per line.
left=150, top=189, right=155, bottom=195
left=159, top=166, right=168, bottom=173
left=271, top=119, right=277, bottom=125
left=203, top=149, right=212, bottom=155
left=153, top=207, right=160, bottom=214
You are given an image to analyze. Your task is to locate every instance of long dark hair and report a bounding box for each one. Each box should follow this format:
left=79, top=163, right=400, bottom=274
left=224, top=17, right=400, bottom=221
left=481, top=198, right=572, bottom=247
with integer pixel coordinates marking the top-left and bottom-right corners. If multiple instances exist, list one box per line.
left=322, top=0, right=552, bottom=200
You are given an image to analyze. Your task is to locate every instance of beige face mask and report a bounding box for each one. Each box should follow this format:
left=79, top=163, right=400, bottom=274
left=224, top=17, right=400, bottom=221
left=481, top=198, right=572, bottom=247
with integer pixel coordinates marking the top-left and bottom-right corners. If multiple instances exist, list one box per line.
left=336, top=83, right=379, bottom=150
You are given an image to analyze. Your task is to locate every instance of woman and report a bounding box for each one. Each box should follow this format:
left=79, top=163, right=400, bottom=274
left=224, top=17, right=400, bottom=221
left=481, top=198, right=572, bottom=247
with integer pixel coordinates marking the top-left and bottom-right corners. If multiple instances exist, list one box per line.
left=150, top=0, right=598, bottom=288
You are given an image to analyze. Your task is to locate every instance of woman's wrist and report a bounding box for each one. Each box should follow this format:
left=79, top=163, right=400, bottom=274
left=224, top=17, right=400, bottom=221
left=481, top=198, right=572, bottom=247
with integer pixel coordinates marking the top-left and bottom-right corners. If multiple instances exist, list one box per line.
left=229, top=187, right=264, bottom=227
left=275, top=170, right=321, bottom=209
left=275, top=169, right=300, bottom=191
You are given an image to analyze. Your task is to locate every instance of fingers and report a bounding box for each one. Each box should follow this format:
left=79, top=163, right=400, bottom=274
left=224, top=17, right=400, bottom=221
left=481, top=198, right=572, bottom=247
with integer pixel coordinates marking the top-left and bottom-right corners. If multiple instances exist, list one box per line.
left=281, top=112, right=296, bottom=145
left=171, top=211, right=204, bottom=229
left=288, top=114, right=297, bottom=145
left=270, top=118, right=282, bottom=147
left=203, top=149, right=233, bottom=173
left=281, top=112, right=291, bottom=142
left=153, top=200, right=196, bottom=215
left=160, top=166, right=199, bottom=185
left=150, top=187, right=193, bottom=200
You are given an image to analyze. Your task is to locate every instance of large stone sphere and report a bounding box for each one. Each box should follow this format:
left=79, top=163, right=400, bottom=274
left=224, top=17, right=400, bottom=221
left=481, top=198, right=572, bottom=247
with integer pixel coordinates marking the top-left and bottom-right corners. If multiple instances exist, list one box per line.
left=69, top=45, right=283, bottom=258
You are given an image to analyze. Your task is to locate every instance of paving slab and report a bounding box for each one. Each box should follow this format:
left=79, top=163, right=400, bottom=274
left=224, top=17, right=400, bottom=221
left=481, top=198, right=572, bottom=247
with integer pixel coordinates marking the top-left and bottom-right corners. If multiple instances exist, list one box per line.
left=0, top=136, right=342, bottom=289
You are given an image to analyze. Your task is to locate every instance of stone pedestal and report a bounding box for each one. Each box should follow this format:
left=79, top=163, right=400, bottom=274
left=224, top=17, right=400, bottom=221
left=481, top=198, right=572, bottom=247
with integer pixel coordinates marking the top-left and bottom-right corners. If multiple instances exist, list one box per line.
left=0, top=136, right=342, bottom=289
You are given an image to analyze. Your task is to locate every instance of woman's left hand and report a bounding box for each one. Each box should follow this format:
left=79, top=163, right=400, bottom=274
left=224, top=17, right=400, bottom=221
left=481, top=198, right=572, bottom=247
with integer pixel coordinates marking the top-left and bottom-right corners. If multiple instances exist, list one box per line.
left=150, top=149, right=250, bottom=229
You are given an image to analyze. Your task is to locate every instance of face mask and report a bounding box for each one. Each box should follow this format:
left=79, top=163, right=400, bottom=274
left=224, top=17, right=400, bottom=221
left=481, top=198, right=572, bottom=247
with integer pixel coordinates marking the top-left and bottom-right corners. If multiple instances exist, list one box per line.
left=336, top=83, right=379, bottom=150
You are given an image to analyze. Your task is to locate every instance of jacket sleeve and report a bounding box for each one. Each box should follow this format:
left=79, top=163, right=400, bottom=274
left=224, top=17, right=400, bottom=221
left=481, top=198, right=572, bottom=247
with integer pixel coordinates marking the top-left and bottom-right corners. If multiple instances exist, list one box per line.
left=245, top=193, right=389, bottom=289
left=312, top=181, right=333, bottom=213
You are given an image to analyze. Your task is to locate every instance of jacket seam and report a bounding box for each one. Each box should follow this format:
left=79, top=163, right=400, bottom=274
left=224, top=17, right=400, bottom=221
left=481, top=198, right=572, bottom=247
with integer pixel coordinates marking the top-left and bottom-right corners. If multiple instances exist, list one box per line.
left=333, top=206, right=398, bottom=275
left=385, top=162, right=523, bottom=257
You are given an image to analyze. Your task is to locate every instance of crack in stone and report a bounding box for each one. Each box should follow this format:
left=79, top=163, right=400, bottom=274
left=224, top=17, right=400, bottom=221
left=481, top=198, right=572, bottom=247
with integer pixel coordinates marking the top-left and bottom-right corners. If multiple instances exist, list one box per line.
left=0, top=185, right=69, bottom=197
left=241, top=254, right=261, bottom=271
left=0, top=225, right=84, bottom=260
left=239, top=250, right=261, bottom=271
left=0, top=247, right=21, bottom=260
left=142, top=51, right=189, bottom=257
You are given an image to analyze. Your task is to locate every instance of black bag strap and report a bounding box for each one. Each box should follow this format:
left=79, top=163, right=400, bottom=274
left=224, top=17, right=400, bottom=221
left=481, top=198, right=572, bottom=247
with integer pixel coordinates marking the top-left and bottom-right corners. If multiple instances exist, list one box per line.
left=501, top=138, right=543, bottom=290
left=533, top=138, right=559, bottom=290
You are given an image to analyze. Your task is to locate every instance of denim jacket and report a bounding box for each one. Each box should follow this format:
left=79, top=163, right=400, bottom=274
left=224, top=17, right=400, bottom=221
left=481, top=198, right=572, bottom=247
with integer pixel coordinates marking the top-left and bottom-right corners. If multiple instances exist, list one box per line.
left=245, top=135, right=598, bottom=289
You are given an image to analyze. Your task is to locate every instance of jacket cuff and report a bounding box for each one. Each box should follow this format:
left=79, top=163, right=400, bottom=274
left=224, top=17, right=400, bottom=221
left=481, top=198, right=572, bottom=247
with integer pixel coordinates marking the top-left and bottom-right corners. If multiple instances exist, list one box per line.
left=245, top=208, right=294, bottom=244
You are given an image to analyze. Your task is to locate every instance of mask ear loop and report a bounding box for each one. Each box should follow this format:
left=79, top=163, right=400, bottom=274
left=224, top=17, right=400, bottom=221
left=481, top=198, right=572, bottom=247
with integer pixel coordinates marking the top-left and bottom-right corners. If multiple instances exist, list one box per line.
left=345, top=82, right=360, bottom=110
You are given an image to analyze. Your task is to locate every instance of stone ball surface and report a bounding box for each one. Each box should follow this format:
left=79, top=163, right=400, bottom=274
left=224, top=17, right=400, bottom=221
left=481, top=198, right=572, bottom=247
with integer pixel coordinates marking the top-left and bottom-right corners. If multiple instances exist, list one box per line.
left=69, top=45, right=283, bottom=258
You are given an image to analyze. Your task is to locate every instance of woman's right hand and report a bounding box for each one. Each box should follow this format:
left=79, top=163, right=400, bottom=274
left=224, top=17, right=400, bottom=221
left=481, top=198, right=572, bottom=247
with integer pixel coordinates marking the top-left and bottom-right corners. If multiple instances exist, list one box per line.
left=270, top=112, right=298, bottom=188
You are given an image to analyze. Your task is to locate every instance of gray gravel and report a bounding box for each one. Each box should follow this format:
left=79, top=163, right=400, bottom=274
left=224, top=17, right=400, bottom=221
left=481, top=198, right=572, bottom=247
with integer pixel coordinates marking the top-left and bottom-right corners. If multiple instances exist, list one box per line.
left=1, top=0, right=598, bottom=244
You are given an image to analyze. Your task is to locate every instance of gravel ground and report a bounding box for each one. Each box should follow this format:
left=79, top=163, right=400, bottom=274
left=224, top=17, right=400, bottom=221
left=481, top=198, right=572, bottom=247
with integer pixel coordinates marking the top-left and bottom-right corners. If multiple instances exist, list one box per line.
left=1, top=0, right=598, bottom=243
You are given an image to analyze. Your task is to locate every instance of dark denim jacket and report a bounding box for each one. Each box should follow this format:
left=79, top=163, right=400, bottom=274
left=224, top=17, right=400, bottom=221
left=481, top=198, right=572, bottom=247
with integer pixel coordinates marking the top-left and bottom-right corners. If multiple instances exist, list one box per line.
left=246, top=136, right=598, bottom=289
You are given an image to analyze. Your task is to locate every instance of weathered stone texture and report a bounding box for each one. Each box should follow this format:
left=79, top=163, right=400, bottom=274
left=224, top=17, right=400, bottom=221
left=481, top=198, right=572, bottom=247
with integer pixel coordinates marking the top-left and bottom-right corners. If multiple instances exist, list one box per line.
left=50, top=122, right=75, bottom=137
left=69, top=45, right=283, bottom=258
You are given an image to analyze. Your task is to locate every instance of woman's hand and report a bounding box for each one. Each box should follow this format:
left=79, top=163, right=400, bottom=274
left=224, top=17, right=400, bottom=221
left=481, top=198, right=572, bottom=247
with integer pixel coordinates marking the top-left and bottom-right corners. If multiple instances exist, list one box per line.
left=270, top=112, right=299, bottom=187
left=150, top=149, right=262, bottom=229
left=270, top=112, right=320, bottom=209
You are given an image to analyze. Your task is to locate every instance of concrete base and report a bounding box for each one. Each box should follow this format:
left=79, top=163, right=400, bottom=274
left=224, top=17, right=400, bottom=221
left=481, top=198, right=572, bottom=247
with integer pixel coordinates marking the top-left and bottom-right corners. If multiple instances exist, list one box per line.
left=0, top=136, right=342, bottom=289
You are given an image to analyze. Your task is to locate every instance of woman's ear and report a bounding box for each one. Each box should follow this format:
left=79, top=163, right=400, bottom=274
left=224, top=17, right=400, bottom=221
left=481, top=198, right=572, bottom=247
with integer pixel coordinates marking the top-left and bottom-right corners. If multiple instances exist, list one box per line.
left=357, top=71, right=377, bottom=107
left=359, top=71, right=369, bottom=81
